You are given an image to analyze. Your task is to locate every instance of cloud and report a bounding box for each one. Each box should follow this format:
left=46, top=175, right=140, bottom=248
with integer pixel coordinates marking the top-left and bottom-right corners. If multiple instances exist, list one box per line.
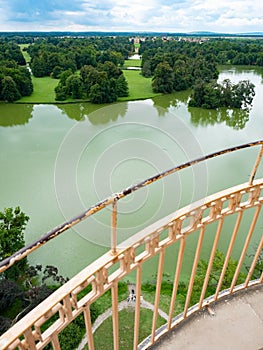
left=0, top=0, right=262, bottom=32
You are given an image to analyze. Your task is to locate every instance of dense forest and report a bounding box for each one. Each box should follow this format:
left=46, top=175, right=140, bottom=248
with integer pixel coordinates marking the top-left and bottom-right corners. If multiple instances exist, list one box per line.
left=0, top=34, right=262, bottom=104
left=139, top=37, right=261, bottom=108
left=0, top=42, right=33, bottom=102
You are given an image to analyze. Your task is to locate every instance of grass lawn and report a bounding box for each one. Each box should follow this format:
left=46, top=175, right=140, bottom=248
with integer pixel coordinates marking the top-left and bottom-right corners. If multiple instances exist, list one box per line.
left=91, top=308, right=166, bottom=350
left=18, top=76, right=59, bottom=103
left=142, top=291, right=185, bottom=317
left=123, top=59, right=142, bottom=67
left=120, top=70, right=160, bottom=101
left=19, top=44, right=31, bottom=63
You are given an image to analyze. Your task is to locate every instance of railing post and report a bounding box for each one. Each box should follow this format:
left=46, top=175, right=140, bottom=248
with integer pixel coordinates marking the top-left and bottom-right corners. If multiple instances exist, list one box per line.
left=230, top=204, right=262, bottom=293
left=215, top=211, right=243, bottom=300
left=183, top=226, right=205, bottom=318
left=112, top=281, right=119, bottom=350
left=151, top=248, right=165, bottom=344
left=244, top=234, right=263, bottom=287
left=111, top=198, right=118, bottom=255
left=84, top=306, right=94, bottom=350
left=249, top=145, right=263, bottom=185
left=133, top=264, right=142, bottom=350
left=168, top=236, right=186, bottom=330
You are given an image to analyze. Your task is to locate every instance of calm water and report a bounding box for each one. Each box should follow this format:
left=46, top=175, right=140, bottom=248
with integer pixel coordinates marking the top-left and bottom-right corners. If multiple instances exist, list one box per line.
left=0, top=66, right=263, bottom=280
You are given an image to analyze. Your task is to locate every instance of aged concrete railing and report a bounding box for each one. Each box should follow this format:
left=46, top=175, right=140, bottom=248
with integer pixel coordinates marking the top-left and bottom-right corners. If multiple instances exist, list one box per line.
left=0, top=141, right=262, bottom=350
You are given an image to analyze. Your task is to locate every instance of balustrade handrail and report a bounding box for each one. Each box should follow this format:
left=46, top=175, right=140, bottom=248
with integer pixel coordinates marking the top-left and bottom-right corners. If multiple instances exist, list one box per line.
left=0, top=140, right=263, bottom=273
left=0, top=141, right=263, bottom=350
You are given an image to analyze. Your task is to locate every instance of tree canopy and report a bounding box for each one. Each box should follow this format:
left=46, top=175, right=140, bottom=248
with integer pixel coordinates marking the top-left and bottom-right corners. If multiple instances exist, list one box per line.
left=55, top=62, right=129, bottom=103
left=0, top=207, right=29, bottom=281
left=189, top=79, right=255, bottom=109
left=0, top=42, right=33, bottom=102
left=0, top=35, right=262, bottom=104
left=0, top=207, right=69, bottom=335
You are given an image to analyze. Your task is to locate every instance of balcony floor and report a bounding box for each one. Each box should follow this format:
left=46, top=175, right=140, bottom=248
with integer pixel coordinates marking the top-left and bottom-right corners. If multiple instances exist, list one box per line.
left=151, top=284, right=263, bottom=350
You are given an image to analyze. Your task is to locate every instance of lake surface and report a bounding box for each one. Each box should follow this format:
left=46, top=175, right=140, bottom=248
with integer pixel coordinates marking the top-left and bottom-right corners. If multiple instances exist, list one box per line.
left=0, top=66, right=263, bottom=281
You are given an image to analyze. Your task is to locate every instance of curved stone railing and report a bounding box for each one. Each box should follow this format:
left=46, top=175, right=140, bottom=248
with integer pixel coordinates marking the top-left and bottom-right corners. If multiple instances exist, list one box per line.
left=0, top=141, right=262, bottom=350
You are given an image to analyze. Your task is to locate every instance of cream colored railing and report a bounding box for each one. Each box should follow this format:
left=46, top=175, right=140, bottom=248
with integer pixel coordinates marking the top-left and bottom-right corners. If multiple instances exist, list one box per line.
left=0, top=141, right=262, bottom=350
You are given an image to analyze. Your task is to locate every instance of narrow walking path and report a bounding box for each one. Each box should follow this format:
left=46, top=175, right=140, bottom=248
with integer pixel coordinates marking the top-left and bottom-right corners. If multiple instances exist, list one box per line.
left=76, top=296, right=169, bottom=350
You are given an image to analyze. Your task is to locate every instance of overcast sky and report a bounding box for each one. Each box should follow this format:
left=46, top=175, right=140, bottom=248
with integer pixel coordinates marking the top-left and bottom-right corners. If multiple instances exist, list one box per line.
left=0, top=0, right=262, bottom=33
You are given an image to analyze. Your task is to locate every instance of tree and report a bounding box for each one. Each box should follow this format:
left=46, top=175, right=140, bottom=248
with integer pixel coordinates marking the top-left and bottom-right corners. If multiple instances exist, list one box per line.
left=0, top=279, right=22, bottom=312
left=173, top=58, right=192, bottom=91
left=141, top=60, right=152, bottom=77
left=189, top=79, right=255, bottom=110
left=0, top=207, right=72, bottom=336
left=98, top=61, right=122, bottom=79
left=188, top=80, right=207, bottom=108
left=152, top=61, right=174, bottom=93
left=65, top=74, right=84, bottom=99
left=89, top=78, right=117, bottom=104
left=191, top=250, right=246, bottom=305
left=231, top=80, right=255, bottom=109
left=55, top=69, right=73, bottom=100
left=116, top=74, right=129, bottom=97
left=202, top=82, right=222, bottom=109
left=0, top=207, right=29, bottom=281
left=221, top=79, right=233, bottom=107
left=51, top=66, right=63, bottom=79
left=1, top=76, right=21, bottom=102
left=80, top=65, right=104, bottom=95
left=0, top=316, right=11, bottom=335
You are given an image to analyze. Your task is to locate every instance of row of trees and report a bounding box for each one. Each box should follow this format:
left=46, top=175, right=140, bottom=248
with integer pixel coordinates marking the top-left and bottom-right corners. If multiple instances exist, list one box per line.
left=0, top=42, right=26, bottom=65
left=139, top=37, right=263, bottom=67
left=189, top=79, right=255, bottom=109
left=0, top=62, right=33, bottom=102
left=139, top=39, right=257, bottom=108
left=25, top=37, right=132, bottom=103
left=55, top=62, right=129, bottom=103
left=150, top=55, right=218, bottom=93
left=0, top=36, right=262, bottom=104
left=27, top=36, right=133, bottom=78
left=0, top=42, right=33, bottom=102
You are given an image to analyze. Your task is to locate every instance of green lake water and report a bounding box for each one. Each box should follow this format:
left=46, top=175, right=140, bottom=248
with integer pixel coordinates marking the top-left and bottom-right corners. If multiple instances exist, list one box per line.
left=0, top=66, right=262, bottom=281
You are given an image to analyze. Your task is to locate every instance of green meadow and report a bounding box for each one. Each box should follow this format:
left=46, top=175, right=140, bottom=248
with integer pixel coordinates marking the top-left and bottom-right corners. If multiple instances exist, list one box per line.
left=121, top=69, right=159, bottom=101
left=123, top=59, right=141, bottom=67
left=18, top=76, right=59, bottom=103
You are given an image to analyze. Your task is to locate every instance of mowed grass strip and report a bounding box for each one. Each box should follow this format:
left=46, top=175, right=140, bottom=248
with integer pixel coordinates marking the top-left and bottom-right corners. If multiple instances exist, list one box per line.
left=121, top=70, right=160, bottom=101
left=18, top=76, right=59, bottom=103
left=19, top=44, right=31, bottom=64
left=123, top=59, right=142, bottom=67
left=92, top=308, right=166, bottom=350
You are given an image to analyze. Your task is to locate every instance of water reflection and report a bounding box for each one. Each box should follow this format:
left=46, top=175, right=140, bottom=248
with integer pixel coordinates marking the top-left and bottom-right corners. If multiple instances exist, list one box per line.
left=152, top=90, right=190, bottom=115
left=56, top=102, right=128, bottom=125
left=189, top=106, right=250, bottom=130
left=0, top=104, right=33, bottom=127
left=87, top=102, right=128, bottom=124
left=56, top=103, right=103, bottom=122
